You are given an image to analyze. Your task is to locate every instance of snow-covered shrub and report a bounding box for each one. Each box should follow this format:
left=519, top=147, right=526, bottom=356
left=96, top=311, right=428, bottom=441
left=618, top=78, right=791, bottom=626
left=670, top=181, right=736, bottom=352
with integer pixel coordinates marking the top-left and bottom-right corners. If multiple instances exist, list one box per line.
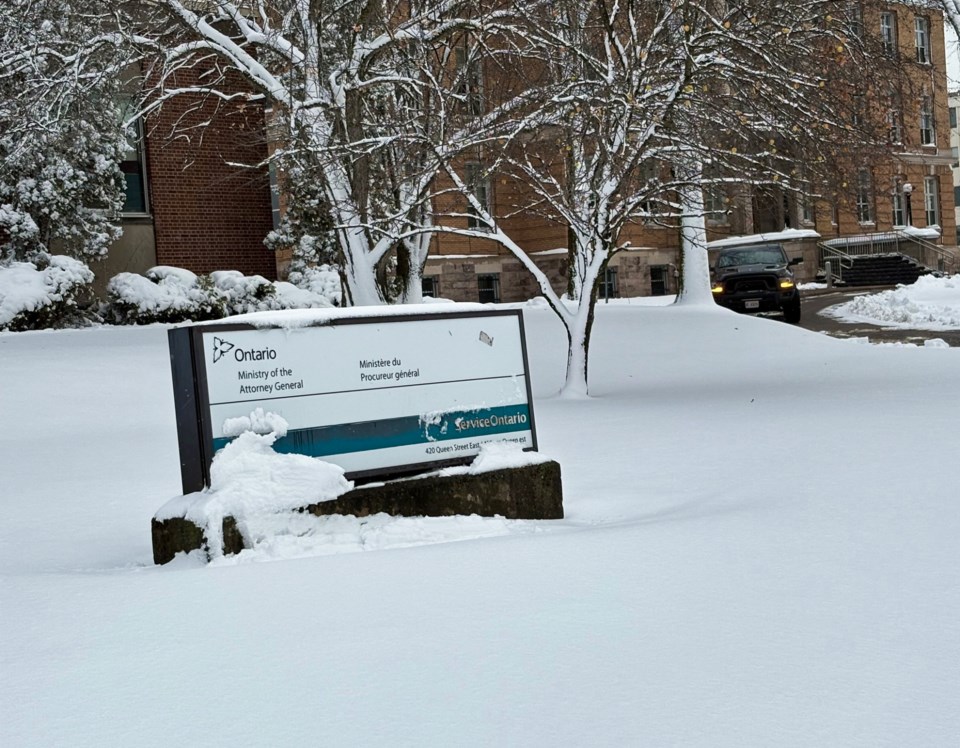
left=210, top=270, right=278, bottom=314
left=0, top=253, right=95, bottom=331
left=210, top=270, right=334, bottom=314
left=210, top=270, right=331, bottom=314
left=106, top=266, right=227, bottom=325
left=286, top=264, right=342, bottom=307
left=106, top=266, right=336, bottom=324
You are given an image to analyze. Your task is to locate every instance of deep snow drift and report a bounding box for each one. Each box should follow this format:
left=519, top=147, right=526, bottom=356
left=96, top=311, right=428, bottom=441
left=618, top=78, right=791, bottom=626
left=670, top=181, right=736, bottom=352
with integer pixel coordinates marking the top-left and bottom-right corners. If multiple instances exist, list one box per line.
left=1, top=293, right=959, bottom=747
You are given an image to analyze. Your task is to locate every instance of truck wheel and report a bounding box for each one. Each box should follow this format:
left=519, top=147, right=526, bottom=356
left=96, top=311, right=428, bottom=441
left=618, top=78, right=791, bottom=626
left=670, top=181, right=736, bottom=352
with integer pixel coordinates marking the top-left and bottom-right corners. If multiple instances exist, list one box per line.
left=783, top=299, right=801, bottom=324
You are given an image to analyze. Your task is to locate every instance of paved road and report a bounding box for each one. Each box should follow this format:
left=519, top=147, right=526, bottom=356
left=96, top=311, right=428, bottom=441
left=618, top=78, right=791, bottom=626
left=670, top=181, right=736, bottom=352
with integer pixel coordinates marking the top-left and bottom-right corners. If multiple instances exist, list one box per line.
left=797, top=288, right=960, bottom=346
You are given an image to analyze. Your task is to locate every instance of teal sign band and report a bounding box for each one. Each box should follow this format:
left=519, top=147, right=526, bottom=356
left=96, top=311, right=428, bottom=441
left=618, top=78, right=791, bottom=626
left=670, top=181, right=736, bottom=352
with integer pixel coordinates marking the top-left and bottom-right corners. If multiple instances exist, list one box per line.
left=211, top=404, right=532, bottom=458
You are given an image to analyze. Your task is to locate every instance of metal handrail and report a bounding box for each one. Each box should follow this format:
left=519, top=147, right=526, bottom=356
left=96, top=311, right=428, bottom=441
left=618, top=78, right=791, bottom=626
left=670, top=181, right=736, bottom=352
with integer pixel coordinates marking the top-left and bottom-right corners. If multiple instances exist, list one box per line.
left=817, top=242, right=855, bottom=283
left=893, top=231, right=955, bottom=274
left=820, top=231, right=958, bottom=279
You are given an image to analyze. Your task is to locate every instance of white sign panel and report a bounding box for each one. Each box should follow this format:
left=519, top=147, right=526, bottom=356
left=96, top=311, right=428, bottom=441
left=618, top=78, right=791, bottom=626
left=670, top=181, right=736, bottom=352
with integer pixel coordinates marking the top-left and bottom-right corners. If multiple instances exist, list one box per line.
left=182, top=310, right=537, bottom=481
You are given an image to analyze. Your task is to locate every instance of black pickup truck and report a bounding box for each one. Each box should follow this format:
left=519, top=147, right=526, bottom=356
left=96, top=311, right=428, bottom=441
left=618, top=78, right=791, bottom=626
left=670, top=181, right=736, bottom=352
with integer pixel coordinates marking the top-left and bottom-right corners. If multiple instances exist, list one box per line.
left=710, top=244, right=803, bottom=323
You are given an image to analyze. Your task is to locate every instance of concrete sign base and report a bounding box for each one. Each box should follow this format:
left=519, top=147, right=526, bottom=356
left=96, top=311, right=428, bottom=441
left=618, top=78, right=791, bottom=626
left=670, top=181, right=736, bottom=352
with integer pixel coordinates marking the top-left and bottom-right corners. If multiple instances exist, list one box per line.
left=152, top=461, right=563, bottom=564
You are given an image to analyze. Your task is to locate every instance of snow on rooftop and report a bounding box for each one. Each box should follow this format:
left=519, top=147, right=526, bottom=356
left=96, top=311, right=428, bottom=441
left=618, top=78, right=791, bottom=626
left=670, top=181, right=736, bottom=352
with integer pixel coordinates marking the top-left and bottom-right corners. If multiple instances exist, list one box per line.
left=823, top=226, right=941, bottom=246
left=707, top=228, right=821, bottom=249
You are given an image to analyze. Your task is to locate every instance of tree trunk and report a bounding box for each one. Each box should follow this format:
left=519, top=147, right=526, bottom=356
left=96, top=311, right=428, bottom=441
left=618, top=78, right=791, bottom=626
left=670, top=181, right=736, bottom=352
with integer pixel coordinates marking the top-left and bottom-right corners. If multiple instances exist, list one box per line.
left=675, top=157, right=714, bottom=306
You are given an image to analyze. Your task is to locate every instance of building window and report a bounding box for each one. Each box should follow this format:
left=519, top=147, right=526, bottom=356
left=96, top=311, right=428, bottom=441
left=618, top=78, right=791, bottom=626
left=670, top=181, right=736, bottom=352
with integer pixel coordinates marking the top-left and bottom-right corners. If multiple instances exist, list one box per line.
left=856, top=169, right=874, bottom=224
left=924, top=176, right=940, bottom=226
left=638, top=159, right=659, bottom=223
left=455, top=43, right=484, bottom=117
left=951, top=106, right=958, bottom=129
left=649, top=266, right=670, bottom=296
left=848, top=2, right=864, bottom=39
left=478, top=273, right=500, bottom=303
left=888, top=108, right=902, bottom=143
left=118, top=98, right=149, bottom=214
left=891, top=180, right=905, bottom=226
left=799, top=189, right=815, bottom=225
left=703, top=183, right=729, bottom=224
left=880, top=12, right=897, bottom=55
left=852, top=92, right=866, bottom=128
left=915, top=17, right=931, bottom=64
left=919, top=96, right=936, bottom=146
left=421, top=276, right=440, bottom=298
left=598, top=266, right=619, bottom=300
left=465, top=162, right=491, bottom=229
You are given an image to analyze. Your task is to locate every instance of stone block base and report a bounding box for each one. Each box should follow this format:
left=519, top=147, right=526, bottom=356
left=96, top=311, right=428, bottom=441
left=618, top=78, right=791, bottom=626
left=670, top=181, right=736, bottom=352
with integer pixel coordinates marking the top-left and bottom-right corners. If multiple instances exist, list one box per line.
left=152, top=461, right=563, bottom=564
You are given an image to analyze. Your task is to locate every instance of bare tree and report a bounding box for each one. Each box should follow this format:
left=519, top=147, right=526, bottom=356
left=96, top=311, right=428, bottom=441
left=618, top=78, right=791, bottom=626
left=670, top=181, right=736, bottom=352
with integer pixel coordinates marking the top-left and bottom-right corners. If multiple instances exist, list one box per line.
left=133, top=0, right=525, bottom=306
left=434, top=0, right=900, bottom=395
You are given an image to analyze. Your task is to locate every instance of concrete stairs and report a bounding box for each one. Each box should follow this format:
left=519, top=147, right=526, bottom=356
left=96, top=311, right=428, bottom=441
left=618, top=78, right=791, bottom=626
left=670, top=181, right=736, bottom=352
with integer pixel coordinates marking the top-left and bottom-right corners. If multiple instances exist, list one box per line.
left=838, top=254, right=930, bottom=287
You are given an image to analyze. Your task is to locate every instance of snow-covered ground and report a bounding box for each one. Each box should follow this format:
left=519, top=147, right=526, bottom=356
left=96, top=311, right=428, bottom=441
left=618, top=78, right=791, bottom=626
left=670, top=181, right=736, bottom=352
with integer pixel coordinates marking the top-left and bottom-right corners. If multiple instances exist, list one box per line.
left=2, top=296, right=959, bottom=747
left=824, top=274, right=960, bottom=330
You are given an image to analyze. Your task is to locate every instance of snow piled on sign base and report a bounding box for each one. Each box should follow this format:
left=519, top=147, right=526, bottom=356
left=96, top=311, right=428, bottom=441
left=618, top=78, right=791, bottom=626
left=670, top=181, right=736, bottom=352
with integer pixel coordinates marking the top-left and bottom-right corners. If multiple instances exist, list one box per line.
left=155, top=428, right=353, bottom=558
left=157, top=416, right=551, bottom=562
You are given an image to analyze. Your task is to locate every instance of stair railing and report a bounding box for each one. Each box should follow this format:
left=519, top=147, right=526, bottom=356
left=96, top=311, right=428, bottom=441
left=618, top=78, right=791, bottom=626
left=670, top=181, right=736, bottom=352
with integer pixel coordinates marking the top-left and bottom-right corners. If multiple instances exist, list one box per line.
left=817, top=242, right=855, bottom=283
left=892, top=231, right=956, bottom=274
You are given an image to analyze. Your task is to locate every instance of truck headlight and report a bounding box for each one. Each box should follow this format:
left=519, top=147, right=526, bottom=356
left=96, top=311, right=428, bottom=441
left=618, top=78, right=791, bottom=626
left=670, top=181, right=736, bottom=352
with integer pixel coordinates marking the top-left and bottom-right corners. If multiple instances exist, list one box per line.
left=779, top=279, right=795, bottom=289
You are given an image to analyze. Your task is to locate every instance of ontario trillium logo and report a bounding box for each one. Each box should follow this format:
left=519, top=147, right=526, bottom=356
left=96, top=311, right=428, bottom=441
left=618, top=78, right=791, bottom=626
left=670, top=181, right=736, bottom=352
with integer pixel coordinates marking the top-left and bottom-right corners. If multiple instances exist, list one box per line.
left=212, top=337, right=235, bottom=364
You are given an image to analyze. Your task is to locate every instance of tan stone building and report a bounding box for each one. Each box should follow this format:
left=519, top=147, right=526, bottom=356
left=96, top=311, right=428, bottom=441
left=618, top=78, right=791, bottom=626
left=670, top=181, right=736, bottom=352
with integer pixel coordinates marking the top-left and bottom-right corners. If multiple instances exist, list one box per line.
left=106, top=1, right=957, bottom=300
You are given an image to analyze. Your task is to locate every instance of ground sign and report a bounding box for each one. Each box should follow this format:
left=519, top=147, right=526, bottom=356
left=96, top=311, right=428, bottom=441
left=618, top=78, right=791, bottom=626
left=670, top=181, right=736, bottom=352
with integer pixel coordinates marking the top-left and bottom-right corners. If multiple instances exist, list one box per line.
left=168, top=309, right=538, bottom=493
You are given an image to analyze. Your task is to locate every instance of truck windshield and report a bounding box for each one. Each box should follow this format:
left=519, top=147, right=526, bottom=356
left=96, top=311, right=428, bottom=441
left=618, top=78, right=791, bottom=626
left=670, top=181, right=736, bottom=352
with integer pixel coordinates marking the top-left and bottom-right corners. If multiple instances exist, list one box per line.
left=717, top=248, right=786, bottom=268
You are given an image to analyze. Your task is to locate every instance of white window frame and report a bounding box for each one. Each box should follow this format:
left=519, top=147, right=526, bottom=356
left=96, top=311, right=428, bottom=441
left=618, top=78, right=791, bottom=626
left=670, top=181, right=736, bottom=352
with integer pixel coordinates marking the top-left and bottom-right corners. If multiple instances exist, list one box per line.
left=465, top=162, right=492, bottom=230
left=799, top=191, right=815, bottom=225
left=454, top=43, right=484, bottom=117
left=702, top=182, right=729, bottom=225
left=891, top=180, right=905, bottom=226
left=915, top=16, right=931, bottom=64
left=924, top=176, right=940, bottom=226
left=888, top=107, right=903, bottom=144
left=856, top=169, right=874, bottom=225
left=920, top=96, right=936, bottom=146
left=880, top=12, right=897, bottom=55
left=118, top=95, right=150, bottom=216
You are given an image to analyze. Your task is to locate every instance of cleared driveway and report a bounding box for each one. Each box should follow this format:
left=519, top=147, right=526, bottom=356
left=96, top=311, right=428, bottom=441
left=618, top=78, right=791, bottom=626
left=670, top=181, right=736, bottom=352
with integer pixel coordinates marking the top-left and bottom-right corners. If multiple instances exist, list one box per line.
left=798, top=288, right=960, bottom=346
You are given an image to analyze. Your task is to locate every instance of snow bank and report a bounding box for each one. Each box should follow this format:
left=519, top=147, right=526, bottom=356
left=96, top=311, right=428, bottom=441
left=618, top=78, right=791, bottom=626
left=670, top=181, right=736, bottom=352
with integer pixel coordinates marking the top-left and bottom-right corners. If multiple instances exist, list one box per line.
left=0, top=254, right=94, bottom=330
left=823, top=274, right=960, bottom=330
